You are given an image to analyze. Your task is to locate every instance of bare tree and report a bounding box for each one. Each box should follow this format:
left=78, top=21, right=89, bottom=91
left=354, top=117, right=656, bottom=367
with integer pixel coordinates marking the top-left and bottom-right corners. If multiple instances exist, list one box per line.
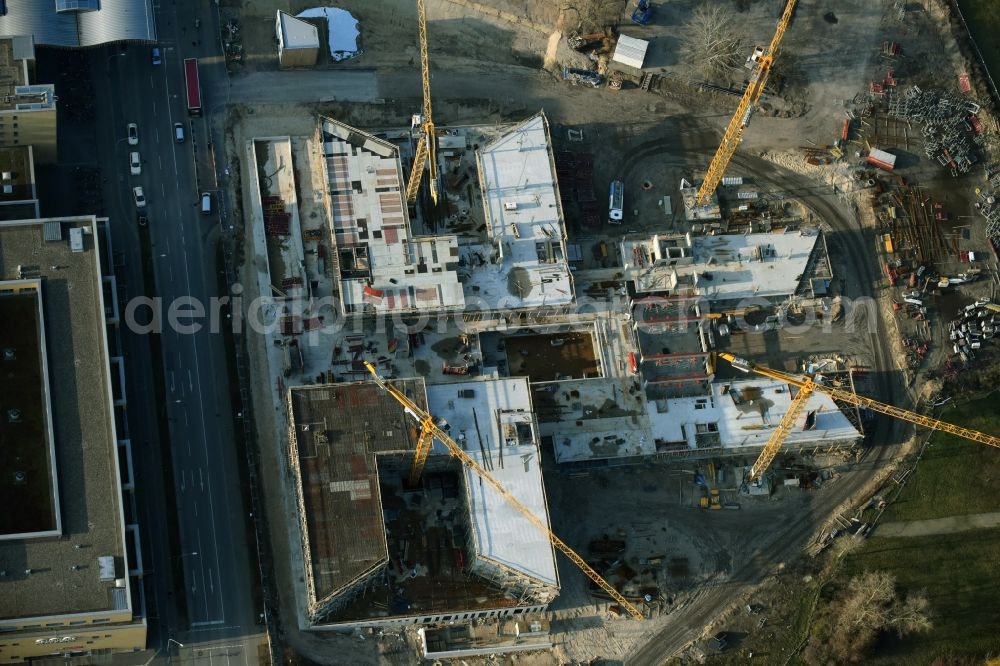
left=805, top=571, right=932, bottom=665
left=680, top=5, right=746, bottom=80
left=889, top=592, right=933, bottom=637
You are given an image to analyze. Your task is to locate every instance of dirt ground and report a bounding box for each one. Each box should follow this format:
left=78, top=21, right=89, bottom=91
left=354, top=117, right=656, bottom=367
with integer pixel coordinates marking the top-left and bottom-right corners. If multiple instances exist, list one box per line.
left=504, top=331, right=600, bottom=381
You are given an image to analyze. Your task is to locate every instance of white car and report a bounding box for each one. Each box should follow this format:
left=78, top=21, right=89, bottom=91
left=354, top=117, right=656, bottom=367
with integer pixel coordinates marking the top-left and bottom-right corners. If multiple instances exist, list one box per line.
left=130, top=151, right=141, bottom=176
left=127, top=123, right=138, bottom=145
left=133, top=186, right=146, bottom=208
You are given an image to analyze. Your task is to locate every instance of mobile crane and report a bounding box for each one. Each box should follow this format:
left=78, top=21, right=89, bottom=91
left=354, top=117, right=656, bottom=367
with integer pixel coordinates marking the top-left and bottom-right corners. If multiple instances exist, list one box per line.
left=695, top=0, right=797, bottom=205
left=404, top=0, right=440, bottom=205
left=363, top=361, right=646, bottom=619
left=719, top=352, right=1000, bottom=484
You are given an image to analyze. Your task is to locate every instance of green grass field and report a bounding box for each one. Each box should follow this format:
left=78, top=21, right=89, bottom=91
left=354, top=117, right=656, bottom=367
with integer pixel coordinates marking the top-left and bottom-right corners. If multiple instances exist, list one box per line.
left=835, top=396, right=1000, bottom=662
left=880, top=396, right=1000, bottom=523
left=842, top=528, right=1000, bottom=663
left=958, top=0, right=1000, bottom=88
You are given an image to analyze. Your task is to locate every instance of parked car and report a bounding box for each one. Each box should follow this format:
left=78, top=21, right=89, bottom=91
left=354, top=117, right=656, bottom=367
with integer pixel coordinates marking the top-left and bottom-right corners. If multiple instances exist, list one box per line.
left=174, top=122, right=185, bottom=143
left=137, top=213, right=148, bottom=227
left=129, top=151, right=141, bottom=176
left=200, top=191, right=212, bottom=214
left=133, top=186, right=146, bottom=208
left=127, top=123, right=138, bottom=145
left=151, top=47, right=162, bottom=65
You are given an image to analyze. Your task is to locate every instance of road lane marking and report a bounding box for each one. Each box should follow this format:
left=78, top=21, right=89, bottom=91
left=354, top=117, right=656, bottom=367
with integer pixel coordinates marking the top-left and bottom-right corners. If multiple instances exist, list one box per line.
left=209, top=567, right=215, bottom=594
left=199, top=468, right=204, bottom=491
left=162, top=47, right=228, bottom=624
left=189, top=369, right=194, bottom=391
left=169, top=371, right=175, bottom=392
left=180, top=469, right=185, bottom=492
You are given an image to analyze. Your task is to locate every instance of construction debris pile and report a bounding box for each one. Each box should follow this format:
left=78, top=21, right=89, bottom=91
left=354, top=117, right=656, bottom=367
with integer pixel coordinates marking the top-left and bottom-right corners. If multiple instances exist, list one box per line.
left=887, top=86, right=983, bottom=175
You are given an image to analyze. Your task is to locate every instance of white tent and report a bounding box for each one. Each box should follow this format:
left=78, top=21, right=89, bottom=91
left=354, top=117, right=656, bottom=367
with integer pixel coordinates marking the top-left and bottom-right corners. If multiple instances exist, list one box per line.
left=612, top=34, right=649, bottom=70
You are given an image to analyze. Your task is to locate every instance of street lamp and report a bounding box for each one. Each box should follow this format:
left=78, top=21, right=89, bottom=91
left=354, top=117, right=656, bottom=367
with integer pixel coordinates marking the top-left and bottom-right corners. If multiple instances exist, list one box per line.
left=167, top=638, right=185, bottom=649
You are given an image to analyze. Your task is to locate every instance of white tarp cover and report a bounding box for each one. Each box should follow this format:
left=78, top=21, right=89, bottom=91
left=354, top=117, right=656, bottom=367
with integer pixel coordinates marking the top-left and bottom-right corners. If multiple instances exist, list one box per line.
left=297, top=7, right=360, bottom=61
left=612, top=34, right=648, bottom=70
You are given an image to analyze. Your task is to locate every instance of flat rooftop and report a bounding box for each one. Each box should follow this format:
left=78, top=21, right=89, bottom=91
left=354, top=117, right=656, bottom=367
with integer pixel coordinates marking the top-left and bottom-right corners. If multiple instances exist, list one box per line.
left=0, top=38, right=28, bottom=107
left=532, top=378, right=655, bottom=464
left=625, top=232, right=820, bottom=301
left=468, top=113, right=573, bottom=309
left=647, top=379, right=862, bottom=452
left=0, top=286, right=58, bottom=538
left=319, top=116, right=465, bottom=314
left=288, top=379, right=426, bottom=608
left=291, top=377, right=556, bottom=624
left=0, top=146, right=36, bottom=206
left=426, top=378, right=558, bottom=587
left=0, top=217, right=128, bottom=621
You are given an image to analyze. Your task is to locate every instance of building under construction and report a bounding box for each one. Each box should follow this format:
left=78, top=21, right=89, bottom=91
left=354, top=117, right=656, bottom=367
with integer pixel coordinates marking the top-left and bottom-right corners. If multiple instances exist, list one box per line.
left=286, top=376, right=558, bottom=629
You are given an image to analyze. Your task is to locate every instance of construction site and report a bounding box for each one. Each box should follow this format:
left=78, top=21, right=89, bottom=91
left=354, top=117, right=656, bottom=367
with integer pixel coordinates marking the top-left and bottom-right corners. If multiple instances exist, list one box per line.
left=214, top=0, right=1000, bottom=662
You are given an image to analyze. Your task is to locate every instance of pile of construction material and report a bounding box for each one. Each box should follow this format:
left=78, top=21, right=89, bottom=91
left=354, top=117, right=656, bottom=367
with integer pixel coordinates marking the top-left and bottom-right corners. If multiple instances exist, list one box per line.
left=887, top=86, right=983, bottom=175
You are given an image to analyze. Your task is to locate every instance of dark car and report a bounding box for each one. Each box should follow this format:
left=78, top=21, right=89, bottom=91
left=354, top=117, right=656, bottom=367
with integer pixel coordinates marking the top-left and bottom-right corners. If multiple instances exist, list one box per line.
left=151, top=47, right=162, bottom=65
left=137, top=213, right=148, bottom=227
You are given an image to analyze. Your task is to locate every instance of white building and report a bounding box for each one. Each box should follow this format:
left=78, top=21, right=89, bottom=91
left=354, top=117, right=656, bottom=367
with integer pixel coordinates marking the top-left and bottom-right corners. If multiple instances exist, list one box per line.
left=466, top=113, right=574, bottom=311
left=319, top=117, right=465, bottom=314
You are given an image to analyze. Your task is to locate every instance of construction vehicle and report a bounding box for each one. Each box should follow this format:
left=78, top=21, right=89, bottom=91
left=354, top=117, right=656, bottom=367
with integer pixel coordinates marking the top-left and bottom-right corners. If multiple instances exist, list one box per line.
left=696, top=0, right=798, bottom=205
left=719, top=352, right=1000, bottom=485
left=363, top=361, right=646, bottom=620
left=405, top=0, right=440, bottom=205
left=631, top=0, right=652, bottom=25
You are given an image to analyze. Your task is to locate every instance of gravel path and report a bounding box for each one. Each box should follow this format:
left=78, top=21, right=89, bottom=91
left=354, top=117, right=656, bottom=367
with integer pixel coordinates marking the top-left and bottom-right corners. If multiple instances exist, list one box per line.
left=875, top=511, right=1000, bottom=538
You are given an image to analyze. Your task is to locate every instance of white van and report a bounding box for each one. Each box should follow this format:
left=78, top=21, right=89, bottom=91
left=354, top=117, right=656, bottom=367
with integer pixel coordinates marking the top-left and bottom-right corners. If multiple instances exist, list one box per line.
left=200, top=192, right=212, bottom=215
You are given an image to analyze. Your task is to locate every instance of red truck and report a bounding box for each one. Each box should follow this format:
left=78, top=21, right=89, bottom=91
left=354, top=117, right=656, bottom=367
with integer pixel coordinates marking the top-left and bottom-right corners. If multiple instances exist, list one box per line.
left=183, top=58, right=202, bottom=116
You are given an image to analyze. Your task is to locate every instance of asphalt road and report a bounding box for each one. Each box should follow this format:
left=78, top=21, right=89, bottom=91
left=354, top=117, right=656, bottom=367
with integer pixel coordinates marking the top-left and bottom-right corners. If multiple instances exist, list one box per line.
left=88, top=1, right=259, bottom=660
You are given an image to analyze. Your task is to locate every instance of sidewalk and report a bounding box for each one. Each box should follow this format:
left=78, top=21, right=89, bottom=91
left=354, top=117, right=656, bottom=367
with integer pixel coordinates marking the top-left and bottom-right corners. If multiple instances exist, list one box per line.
left=875, top=511, right=1000, bottom=538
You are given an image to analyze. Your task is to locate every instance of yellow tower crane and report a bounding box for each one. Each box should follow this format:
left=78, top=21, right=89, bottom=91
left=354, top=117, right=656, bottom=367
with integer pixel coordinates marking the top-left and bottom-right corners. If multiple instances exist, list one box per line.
left=363, top=362, right=646, bottom=620
left=695, top=0, right=798, bottom=205
left=719, top=352, right=1000, bottom=484
left=404, top=0, right=440, bottom=205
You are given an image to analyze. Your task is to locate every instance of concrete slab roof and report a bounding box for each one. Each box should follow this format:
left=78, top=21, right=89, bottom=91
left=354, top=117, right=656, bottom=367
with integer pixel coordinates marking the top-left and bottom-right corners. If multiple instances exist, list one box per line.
left=0, top=217, right=129, bottom=622
left=532, top=377, right=654, bottom=464
left=470, top=113, right=573, bottom=309
left=647, top=378, right=862, bottom=451
left=426, top=378, right=558, bottom=587
left=319, top=116, right=465, bottom=314
left=625, top=232, right=819, bottom=301
left=288, top=379, right=426, bottom=607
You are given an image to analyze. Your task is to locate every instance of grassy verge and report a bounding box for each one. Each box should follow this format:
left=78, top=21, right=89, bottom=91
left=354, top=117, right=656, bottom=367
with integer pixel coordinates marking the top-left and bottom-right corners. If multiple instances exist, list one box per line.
left=842, top=528, right=1000, bottom=662
left=822, top=396, right=1000, bottom=662
left=880, top=396, right=1000, bottom=523
left=958, top=0, right=1000, bottom=85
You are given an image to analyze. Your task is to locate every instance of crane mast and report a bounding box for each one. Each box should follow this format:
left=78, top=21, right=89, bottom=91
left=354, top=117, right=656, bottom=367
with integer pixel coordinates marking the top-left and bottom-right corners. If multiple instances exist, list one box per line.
left=363, top=362, right=646, bottom=619
left=695, top=0, right=797, bottom=205
left=404, top=0, right=440, bottom=205
left=719, top=352, right=1000, bottom=484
